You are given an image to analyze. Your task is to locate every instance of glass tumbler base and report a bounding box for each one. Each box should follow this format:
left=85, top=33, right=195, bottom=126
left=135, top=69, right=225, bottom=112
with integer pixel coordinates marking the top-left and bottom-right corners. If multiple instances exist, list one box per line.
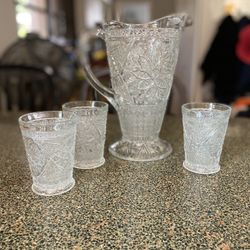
left=109, top=139, right=172, bottom=162
left=183, top=161, right=220, bottom=175
left=32, top=178, right=75, bottom=196
left=74, top=158, right=105, bottom=169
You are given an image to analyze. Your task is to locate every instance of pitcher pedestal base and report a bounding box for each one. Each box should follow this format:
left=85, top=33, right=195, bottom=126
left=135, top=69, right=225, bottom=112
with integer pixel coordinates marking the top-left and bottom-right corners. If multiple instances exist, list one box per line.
left=109, top=139, right=172, bottom=162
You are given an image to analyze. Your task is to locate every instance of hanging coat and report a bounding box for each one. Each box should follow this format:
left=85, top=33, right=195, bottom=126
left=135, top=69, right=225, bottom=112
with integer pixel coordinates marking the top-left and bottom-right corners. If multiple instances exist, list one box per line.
left=201, top=16, right=238, bottom=103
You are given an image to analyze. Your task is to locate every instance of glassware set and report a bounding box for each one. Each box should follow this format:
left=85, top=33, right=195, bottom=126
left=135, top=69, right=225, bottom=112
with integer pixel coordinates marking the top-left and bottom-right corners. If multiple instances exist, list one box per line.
left=18, top=13, right=232, bottom=196
left=19, top=101, right=108, bottom=196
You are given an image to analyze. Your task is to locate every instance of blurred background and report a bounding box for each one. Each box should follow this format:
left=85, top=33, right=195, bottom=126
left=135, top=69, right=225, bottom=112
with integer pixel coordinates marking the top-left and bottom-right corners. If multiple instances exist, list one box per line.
left=0, top=0, right=250, bottom=117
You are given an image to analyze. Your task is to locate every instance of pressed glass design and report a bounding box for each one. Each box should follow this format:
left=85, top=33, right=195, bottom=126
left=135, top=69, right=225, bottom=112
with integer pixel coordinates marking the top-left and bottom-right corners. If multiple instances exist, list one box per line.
left=19, top=111, right=76, bottom=196
left=63, top=101, right=108, bottom=169
left=182, top=103, right=231, bottom=174
left=83, top=14, right=189, bottom=161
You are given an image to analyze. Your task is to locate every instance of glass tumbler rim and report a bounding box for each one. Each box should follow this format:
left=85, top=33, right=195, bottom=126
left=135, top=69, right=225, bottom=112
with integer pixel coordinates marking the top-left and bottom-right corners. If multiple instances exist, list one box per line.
left=182, top=102, right=231, bottom=113
left=18, top=111, right=75, bottom=130
left=62, top=100, right=108, bottom=111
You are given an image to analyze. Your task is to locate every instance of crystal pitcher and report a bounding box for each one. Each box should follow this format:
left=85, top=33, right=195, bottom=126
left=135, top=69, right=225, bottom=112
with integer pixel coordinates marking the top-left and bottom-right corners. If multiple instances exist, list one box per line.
left=83, top=14, right=189, bottom=161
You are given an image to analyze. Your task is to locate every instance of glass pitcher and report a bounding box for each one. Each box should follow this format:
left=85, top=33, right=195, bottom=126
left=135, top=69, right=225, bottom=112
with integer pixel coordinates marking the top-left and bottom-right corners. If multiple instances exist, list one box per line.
left=83, top=13, right=189, bottom=161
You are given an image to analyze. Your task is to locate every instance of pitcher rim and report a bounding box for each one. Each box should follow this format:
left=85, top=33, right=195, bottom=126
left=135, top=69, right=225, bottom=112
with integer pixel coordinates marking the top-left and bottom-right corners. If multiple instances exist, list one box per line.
left=102, top=13, right=190, bottom=30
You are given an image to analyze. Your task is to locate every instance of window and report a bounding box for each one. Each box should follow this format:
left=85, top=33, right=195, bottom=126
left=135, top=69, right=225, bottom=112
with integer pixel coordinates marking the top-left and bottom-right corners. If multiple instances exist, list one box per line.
left=84, top=0, right=104, bottom=29
left=14, top=0, right=65, bottom=39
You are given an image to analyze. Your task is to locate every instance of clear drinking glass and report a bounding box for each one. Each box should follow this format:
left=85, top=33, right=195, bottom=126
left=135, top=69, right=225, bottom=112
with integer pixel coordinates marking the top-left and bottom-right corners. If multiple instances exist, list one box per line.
left=182, top=103, right=231, bottom=174
left=62, top=101, right=108, bottom=169
left=19, top=111, right=76, bottom=196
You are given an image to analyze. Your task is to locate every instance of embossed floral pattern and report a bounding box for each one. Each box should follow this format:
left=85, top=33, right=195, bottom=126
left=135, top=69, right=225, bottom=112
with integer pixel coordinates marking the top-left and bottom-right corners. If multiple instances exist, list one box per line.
left=182, top=106, right=231, bottom=174
left=23, top=130, right=75, bottom=185
left=106, top=29, right=180, bottom=105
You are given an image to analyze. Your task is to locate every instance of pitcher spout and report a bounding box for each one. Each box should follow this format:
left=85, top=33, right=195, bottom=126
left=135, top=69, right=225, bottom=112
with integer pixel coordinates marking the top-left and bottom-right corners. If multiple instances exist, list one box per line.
left=149, top=13, right=191, bottom=29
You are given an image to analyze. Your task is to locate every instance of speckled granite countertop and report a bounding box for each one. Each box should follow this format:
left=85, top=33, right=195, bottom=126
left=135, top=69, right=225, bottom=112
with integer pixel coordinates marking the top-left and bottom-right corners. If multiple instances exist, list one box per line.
left=0, top=114, right=249, bottom=249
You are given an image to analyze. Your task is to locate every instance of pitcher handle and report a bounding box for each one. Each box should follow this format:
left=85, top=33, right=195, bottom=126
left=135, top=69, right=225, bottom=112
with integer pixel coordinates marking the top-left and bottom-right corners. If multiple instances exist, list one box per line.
left=82, top=53, right=118, bottom=110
